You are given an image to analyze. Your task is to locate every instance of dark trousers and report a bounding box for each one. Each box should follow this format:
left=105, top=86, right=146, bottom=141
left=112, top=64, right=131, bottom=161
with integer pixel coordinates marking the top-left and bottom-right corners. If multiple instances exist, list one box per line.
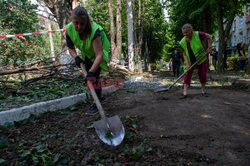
left=212, top=59, right=217, bottom=71
left=173, top=63, right=180, bottom=77
left=238, top=60, right=245, bottom=71
left=85, top=57, right=102, bottom=99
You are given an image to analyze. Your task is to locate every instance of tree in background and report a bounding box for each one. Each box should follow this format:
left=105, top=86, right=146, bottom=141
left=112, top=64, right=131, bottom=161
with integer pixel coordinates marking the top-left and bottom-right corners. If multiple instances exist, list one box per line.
left=142, top=0, right=167, bottom=71
left=115, top=0, right=122, bottom=61
left=214, top=0, right=247, bottom=72
left=127, top=0, right=135, bottom=72
left=43, top=0, right=73, bottom=49
left=108, top=0, right=116, bottom=61
left=0, top=0, right=52, bottom=66
left=133, top=0, right=143, bottom=73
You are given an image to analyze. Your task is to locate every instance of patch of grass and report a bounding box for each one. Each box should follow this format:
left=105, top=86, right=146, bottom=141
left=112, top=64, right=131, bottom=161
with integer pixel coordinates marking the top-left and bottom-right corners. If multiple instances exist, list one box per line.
left=0, top=79, right=87, bottom=111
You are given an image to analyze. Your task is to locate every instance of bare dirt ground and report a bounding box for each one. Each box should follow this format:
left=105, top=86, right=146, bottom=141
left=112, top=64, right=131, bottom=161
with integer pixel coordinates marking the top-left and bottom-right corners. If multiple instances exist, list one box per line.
left=1, top=85, right=250, bottom=165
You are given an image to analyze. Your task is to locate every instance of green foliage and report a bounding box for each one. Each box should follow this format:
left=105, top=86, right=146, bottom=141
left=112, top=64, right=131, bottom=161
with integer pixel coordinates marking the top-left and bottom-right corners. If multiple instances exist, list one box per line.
left=86, top=0, right=167, bottom=63
left=105, top=131, right=112, bottom=138
left=86, top=0, right=110, bottom=33
left=161, top=22, right=179, bottom=62
left=0, top=79, right=87, bottom=111
left=166, top=0, right=216, bottom=40
left=130, top=145, right=145, bottom=160
left=0, top=136, right=9, bottom=149
left=17, top=141, right=62, bottom=165
left=142, top=0, right=168, bottom=62
left=0, top=0, right=38, bottom=65
left=0, top=0, right=62, bottom=67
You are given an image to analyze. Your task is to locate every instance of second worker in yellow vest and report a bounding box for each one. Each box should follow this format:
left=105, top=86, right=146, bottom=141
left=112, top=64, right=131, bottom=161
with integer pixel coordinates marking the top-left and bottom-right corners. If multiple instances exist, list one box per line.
left=179, top=24, right=212, bottom=99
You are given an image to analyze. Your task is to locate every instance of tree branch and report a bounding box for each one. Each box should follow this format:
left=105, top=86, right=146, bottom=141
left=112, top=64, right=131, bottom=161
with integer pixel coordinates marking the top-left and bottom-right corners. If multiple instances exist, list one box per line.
left=0, top=63, right=74, bottom=76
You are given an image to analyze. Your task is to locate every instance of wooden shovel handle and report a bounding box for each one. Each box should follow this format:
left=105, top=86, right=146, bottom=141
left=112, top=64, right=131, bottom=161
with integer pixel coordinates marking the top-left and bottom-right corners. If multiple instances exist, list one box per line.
left=80, top=63, right=106, bottom=120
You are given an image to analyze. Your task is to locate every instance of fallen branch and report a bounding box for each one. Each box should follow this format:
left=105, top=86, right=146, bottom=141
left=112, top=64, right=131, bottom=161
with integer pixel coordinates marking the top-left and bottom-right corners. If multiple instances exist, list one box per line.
left=0, top=80, right=18, bottom=83
left=108, top=62, right=133, bottom=75
left=21, top=73, right=84, bottom=86
left=22, top=73, right=56, bottom=86
left=0, top=63, right=74, bottom=76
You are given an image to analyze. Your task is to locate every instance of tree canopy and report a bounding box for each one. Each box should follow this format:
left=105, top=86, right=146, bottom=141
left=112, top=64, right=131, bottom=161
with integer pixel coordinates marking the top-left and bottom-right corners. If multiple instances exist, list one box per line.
left=0, top=0, right=61, bottom=66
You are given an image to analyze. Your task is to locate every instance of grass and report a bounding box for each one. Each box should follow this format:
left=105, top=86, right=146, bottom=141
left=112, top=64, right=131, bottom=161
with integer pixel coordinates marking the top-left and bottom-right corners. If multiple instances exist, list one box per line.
left=0, top=79, right=87, bottom=111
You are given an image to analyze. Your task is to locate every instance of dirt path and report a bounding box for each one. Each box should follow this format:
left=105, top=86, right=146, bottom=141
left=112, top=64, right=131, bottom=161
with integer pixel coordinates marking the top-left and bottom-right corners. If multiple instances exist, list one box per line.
left=0, top=87, right=249, bottom=165
left=103, top=88, right=250, bottom=165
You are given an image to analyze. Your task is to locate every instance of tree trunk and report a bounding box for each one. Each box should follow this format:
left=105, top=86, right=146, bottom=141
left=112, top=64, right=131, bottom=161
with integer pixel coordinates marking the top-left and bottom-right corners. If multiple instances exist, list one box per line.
left=137, top=0, right=143, bottom=73
left=217, top=1, right=238, bottom=72
left=202, top=8, right=211, bottom=34
left=144, top=41, right=148, bottom=72
left=43, top=0, right=72, bottom=50
left=202, top=8, right=210, bottom=71
left=127, top=0, right=135, bottom=72
left=217, top=2, right=224, bottom=72
left=115, top=0, right=122, bottom=61
left=145, top=39, right=151, bottom=72
left=108, top=0, right=117, bottom=61
left=45, top=5, right=55, bottom=61
left=133, top=0, right=138, bottom=72
left=248, top=45, right=250, bottom=73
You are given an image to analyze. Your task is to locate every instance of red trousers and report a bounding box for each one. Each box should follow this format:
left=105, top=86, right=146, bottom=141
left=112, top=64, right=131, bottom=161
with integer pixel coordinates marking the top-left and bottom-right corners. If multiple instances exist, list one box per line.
left=183, top=60, right=207, bottom=85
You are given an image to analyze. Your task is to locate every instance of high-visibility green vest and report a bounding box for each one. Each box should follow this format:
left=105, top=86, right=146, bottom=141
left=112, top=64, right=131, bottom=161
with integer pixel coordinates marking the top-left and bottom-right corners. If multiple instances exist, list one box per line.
left=179, top=31, right=206, bottom=71
left=66, top=22, right=110, bottom=70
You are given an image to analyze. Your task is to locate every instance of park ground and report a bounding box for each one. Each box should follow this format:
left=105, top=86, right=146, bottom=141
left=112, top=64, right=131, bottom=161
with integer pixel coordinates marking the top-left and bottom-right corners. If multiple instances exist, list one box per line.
left=0, top=70, right=250, bottom=165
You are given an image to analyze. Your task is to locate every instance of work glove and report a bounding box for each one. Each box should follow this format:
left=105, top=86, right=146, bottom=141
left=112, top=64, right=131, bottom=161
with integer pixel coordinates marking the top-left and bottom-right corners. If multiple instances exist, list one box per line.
left=85, top=72, right=96, bottom=84
left=75, top=56, right=84, bottom=68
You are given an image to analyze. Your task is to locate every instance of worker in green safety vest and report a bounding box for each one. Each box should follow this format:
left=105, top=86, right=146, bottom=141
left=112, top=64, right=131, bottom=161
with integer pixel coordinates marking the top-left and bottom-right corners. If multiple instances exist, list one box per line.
left=179, top=24, right=212, bottom=99
left=66, top=6, right=110, bottom=115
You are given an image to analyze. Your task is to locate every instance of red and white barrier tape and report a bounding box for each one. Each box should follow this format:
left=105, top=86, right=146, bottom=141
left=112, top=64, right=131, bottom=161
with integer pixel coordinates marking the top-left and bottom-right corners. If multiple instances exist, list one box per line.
left=0, top=29, right=66, bottom=39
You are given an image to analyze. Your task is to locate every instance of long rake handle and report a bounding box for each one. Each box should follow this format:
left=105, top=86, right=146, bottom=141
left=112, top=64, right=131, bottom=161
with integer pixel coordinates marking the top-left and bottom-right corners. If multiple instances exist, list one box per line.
left=168, top=52, right=208, bottom=90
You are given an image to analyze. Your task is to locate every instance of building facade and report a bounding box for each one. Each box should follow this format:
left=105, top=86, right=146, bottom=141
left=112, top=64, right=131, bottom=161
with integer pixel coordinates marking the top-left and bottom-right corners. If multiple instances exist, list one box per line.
left=228, top=6, right=250, bottom=55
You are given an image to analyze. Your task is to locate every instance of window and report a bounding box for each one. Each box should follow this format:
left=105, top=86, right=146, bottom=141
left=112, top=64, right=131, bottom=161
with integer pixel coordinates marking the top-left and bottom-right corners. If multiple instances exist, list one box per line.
left=239, top=16, right=243, bottom=29
left=233, top=20, right=236, bottom=31
left=239, top=31, right=243, bottom=43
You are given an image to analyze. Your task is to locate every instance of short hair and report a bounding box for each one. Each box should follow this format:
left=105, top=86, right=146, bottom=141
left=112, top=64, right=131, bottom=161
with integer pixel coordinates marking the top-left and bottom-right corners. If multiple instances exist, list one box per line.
left=182, top=24, right=193, bottom=31
left=71, top=7, right=92, bottom=39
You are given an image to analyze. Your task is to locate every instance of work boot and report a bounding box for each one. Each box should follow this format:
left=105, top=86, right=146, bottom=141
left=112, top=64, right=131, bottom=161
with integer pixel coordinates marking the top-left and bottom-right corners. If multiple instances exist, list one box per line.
left=202, top=92, right=208, bottom=97
left=179, top=94, right=187, bottom=99
left=86, top=104, right=98, bottom=115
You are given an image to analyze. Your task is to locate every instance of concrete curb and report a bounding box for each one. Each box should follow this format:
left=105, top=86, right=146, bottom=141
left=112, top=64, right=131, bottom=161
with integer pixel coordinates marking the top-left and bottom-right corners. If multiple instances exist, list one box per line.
left=0, top=86, right=118, bottom=125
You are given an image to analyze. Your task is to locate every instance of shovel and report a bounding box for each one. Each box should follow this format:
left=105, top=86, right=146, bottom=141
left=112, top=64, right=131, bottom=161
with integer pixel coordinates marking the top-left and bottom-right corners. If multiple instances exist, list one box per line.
left=80, top=63, right=125, bottom=146
left=155, top=52, right=208, bottom=92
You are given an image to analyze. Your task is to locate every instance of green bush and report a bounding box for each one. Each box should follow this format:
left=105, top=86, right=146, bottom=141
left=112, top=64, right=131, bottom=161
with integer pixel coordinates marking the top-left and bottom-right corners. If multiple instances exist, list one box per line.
left=0, top=0, right=62, bottom=67
left=227, top=54, right=238, bottom=71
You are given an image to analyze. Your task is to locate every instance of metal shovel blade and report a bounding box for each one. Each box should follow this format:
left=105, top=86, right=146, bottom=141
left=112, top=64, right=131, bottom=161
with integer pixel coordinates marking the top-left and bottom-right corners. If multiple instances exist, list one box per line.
left=93, top=115, right=125, bottom=146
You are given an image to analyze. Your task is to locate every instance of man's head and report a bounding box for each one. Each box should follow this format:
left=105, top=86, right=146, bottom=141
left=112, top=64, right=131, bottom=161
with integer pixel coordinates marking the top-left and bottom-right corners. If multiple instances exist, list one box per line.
left=182, top=24, right=193, bottom=39
left=71, top=7, right=92, bottom=37
left=237, top=42, right=244, bottom=49
left=174, top=50, right=178, bottom=54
